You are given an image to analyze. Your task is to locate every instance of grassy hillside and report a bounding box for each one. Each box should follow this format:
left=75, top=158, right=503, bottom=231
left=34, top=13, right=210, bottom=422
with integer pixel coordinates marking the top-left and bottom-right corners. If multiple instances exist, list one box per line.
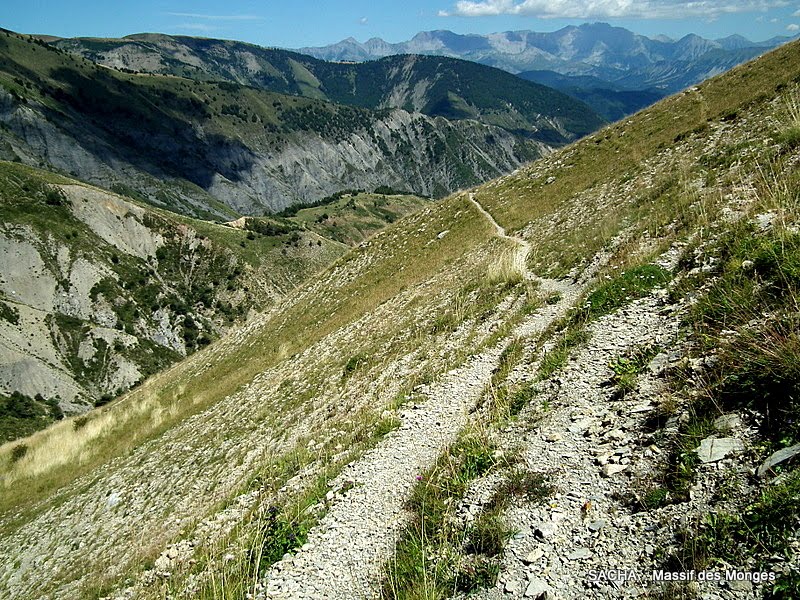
left=0, top=186, right=537, bottom=598
left=286, top=190, right=431, bottom=245
left=2, top=34, right=800, bottom=600
left=54, top=34, right=605, bottom=143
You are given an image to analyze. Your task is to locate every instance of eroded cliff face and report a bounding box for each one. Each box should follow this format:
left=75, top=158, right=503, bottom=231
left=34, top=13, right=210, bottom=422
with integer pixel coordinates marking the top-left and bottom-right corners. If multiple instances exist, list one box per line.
left=0, top=86, right=543, bottom=218
left=202, top=110, right=544, bottom=215
left=0, top=166, right=344, bottom=435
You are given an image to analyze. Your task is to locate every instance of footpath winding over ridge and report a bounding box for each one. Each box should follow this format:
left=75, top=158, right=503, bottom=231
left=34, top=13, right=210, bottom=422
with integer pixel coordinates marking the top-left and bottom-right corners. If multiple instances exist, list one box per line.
left=468, top=192, right=531, bottom=280
left=259, top=194, right=585, bottom=599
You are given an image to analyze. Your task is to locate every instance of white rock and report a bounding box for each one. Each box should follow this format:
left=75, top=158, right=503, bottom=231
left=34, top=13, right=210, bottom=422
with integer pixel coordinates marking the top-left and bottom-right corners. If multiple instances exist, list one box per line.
left=695, top=437, right=744, bottom=463
left=602, top=464, right=627, bottom=477
left=523, top=548, right=545, bottom=564
left=713, top=413, right=742, bottom=432
left=524, top=576, right=553, bottom=598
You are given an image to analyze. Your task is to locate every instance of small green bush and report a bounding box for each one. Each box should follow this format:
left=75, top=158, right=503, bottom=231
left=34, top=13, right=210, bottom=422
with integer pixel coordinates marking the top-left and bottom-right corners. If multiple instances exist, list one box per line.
left=253, top=506, right=310, bottom=570
left=10, top=444, right=28, bottom=463
left=464, top=514, right=512, bottom=557
left=0, top=302, right=19, bottom=325
left=342, top=353, right=368, bottom=378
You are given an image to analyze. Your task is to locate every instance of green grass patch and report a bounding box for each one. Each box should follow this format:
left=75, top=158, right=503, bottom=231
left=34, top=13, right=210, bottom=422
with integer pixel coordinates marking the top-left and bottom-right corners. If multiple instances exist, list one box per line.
left=584, top=264, right=672, bottom=320
left=663, top=470, right=800, bottom=590
left=507, top=383, right=538, bottom=417
left=491, top=339, right=524, bottom=389
left=537, top=325, right=589, bottom=381
left=652, top=416, right=714, bottom=508
left=608, top=344, right=661, bottom=397
left=684, top=225, right=800, bottom=444
left=384, top=425, right=553, bottom=599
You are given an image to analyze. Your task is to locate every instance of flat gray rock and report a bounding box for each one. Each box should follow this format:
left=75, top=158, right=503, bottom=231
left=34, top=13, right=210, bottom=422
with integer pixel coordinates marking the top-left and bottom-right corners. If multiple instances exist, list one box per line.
left=713, top=413, right=742, bottom=432
left=695, top=436, right=744, bottom=463
left=567, top=548, right=591, bottom=560
left=524, top=576, right=552, bottom=598
left=587, top=519, right=606, bottom=532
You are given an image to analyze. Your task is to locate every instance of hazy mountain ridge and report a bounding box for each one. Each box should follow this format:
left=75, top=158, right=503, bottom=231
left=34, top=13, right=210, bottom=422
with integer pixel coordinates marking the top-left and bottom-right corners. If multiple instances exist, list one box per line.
left=517, top=69, right=666, bottom=121
left=299, top=23, right=793, bottom=93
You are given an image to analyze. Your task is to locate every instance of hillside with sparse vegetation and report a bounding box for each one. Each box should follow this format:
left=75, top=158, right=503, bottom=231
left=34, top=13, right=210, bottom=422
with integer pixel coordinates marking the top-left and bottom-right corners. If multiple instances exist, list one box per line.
left=0, top=160, right=349, bottom=444
left=0, top=29, right=600, bottom=219
left=52, top=34, right=604, bottom=143
left=0, top=27, right=800, bottom=600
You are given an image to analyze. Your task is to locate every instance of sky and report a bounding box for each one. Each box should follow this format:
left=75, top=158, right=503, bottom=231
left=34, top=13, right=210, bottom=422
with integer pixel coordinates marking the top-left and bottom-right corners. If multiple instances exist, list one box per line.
left=2, top=1, right=800, bottom=48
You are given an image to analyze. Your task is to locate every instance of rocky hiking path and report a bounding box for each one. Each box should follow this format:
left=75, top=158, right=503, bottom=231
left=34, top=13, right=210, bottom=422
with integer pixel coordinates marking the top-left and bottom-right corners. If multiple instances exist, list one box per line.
left=464, top=247, right=766, bottom=600
left=259, top=196, right=583, bottom=599
left=469, top=295, right=684, bottom=600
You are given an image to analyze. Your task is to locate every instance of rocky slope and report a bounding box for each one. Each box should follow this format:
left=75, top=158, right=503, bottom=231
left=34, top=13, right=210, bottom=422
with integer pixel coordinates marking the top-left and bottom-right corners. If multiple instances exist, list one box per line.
left=0, top=161, right=343, bottom=442
left=51, top=34, right=603, bottom=143
left=2, top=31, right=800, bottom=600
left=0, top=31, right=561, bottom=219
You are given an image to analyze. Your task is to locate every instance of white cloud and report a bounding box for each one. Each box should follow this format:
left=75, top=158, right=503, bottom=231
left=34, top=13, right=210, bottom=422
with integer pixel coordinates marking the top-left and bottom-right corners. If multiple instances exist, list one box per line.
left=167, top=13, right=263, bottom=21
left=788, top=22, right=800, bottom=29
left=358, top=16, right=369, bottom=25
left=439, top=0, right=789, bottom=19
left=173, top=23, right=218, bottom=32
left=793, top=7, right=800, bottom=15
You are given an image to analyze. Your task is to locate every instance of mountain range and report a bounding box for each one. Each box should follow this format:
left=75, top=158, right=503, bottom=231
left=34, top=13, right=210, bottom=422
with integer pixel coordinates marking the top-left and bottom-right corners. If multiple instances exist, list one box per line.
left=0, top=31, right=602, bottom=218
left=298, top=23, right=794, bottom=93
left=298, top=22, right=797, bottom=120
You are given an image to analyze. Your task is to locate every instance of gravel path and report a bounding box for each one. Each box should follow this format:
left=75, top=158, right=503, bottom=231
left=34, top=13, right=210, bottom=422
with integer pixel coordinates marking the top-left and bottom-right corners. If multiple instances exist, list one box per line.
left=260, top=196, right=583, bottom=599
left=471, top=295, right=683, bottom=600
left=468, top=249, right=764, bottom=600
left=468, top=192, right=531, bottom=280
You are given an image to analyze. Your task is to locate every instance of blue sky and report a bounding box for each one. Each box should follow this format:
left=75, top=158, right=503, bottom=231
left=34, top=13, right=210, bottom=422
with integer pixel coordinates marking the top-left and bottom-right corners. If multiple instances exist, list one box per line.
left=2, top=1, right=800, bottom=48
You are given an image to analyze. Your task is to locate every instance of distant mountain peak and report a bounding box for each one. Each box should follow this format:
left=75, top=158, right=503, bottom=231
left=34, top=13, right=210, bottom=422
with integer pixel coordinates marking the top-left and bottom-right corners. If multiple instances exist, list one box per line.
left=297, top=25, right=782, bottom=95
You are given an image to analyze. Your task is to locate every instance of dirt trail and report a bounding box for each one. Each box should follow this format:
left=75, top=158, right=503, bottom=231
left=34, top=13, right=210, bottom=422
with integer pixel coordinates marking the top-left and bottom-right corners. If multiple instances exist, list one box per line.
left=468, top=192, right=532, bottom=282
left=259, top=195, right=584, bottom=599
